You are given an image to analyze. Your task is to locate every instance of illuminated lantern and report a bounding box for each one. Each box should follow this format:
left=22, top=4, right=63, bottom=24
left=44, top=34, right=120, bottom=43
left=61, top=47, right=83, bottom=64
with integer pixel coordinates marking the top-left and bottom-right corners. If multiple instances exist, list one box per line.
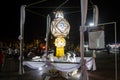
left=54, top=36, right=66, bottom=58
left=51, top=11, right=70, bottom=37
left=50, top=11, right=70, bottom=58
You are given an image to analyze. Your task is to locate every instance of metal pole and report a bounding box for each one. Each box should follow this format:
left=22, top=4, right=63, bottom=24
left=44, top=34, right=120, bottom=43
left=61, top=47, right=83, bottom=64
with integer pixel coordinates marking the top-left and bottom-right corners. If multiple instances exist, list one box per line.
left=114, top=22, right=117, bottom=80
left=45, top=14, right=51, bottom=55
left=97, top=22, right=116, bottom=26
left=80, top=25, right=85, bottom=80
left=95, top=22, right=117, bottom=80
left=80, top=0, right=88, bottom=80
left=19, top=5, right=26, bottom=75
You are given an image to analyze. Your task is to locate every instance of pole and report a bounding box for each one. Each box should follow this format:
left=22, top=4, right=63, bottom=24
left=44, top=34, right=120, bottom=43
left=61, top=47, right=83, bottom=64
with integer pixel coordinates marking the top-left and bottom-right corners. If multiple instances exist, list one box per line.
left=80, top=0, right=88, bottom=80
left=45, top=14, right=51, bottom=55
left=19, top=5, right=26, bottom=75
left=114, top=22, right=117, bottom=80
left=95, top=22, right=117, bottom=80
left=80, top=24, right=85, bottom=80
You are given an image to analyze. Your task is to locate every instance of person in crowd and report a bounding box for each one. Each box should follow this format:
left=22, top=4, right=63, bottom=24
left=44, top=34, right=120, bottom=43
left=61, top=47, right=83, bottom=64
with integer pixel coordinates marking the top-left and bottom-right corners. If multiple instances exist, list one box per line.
left=27, top=50, right=35, bottom=59
left=14, top=48, right=20, bottom=58
left=106, top=44, right=110, bottom=54
left=119, top=46, right=120, bottom=55
left=8, top=47, right=13, bottom=57
left=0, top=49, right=4, bottom=72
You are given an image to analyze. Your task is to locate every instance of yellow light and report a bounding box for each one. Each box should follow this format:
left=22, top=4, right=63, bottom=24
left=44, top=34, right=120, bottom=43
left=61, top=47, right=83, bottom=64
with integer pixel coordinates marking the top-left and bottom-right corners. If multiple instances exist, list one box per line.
left=54, top=36, right=66, bottom=47
left=56, top=47, right=64, bottom=58
left=54, top=36, right=66, bottom=58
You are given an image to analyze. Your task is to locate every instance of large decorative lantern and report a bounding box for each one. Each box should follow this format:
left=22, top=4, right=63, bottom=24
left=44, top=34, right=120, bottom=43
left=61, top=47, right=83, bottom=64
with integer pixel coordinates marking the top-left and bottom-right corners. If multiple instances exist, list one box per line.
left=51, top=11, right=70, bottom=37
left=51, top=11, right=70, bottom=58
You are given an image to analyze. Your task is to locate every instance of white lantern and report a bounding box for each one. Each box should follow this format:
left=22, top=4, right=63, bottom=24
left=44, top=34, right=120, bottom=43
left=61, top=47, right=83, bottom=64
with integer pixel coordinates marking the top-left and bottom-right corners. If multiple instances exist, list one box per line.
left=51, top=11, right=70, bottom=37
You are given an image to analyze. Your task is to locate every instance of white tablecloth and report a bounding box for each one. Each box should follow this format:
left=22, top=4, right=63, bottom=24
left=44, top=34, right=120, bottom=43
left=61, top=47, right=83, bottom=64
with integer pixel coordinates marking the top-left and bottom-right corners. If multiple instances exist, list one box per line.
left=23, top=61, right=46, bottom=69
left=52, top=57, right=94, bottom=72
left=23, top=57, right=95, bottom=72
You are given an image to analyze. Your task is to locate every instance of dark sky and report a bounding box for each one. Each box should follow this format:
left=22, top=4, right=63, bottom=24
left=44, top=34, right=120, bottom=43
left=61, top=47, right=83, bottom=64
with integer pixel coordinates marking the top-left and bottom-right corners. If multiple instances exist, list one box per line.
left=0, top=0, right=119, bottom=43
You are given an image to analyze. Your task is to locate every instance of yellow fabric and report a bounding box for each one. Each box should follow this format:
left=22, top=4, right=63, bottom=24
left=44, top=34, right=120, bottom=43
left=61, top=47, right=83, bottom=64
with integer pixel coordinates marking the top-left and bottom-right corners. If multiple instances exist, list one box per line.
left=56, top=47, right=64, bottom=58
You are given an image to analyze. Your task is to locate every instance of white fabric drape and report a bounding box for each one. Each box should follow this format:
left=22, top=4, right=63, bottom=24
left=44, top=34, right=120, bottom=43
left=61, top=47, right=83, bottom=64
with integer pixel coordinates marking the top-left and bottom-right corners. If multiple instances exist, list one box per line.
left=81, top=0, right=88, bottom=26
left=23, top=57, right=95, bottom=72
left=93, top=5, right=99, bottom=27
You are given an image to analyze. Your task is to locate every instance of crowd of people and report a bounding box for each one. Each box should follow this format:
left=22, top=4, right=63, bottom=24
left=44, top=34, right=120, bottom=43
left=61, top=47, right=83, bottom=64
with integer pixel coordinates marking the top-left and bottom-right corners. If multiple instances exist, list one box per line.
left=0, top=43, right=82, bottom=72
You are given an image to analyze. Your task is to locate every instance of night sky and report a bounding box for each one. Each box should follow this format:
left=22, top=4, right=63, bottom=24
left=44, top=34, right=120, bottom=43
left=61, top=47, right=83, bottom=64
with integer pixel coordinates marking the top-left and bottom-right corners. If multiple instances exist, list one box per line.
left=0, top=0, right=119, bottom=44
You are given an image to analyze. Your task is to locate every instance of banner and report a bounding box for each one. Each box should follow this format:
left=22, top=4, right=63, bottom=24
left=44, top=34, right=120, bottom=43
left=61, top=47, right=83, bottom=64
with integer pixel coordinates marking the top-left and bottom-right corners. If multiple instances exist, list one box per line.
left=88, top=31, right=105, bottom=49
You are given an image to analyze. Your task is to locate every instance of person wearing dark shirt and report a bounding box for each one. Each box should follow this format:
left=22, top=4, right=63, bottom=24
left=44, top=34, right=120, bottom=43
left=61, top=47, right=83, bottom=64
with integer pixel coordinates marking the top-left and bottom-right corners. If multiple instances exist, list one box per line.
left=0, top=49, right=4, bottom=72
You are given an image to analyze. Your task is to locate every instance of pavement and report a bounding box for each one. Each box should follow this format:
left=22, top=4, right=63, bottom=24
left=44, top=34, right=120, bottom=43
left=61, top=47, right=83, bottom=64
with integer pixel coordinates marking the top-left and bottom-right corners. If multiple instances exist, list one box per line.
left=0, top=52, right=120, bottom=80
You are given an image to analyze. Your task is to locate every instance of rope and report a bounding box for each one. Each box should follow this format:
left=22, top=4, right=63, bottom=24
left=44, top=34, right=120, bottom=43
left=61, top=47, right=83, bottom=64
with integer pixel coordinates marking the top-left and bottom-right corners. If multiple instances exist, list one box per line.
left=26, top=9, right=46, bottom=18
left=54, top=0, right=69, bottom=12
left=26, top=0, right=48, bottom=7
left=28, top=6, right=80, bottom=9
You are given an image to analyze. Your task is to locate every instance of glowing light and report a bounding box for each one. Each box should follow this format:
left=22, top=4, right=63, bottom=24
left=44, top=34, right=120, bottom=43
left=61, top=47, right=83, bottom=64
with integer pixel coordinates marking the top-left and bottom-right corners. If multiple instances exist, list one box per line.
left=89, top=22, right=94, bottom=27
left=42, top=46, right=46, bottom=49
left=38, top=67, right=42, bottom=70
